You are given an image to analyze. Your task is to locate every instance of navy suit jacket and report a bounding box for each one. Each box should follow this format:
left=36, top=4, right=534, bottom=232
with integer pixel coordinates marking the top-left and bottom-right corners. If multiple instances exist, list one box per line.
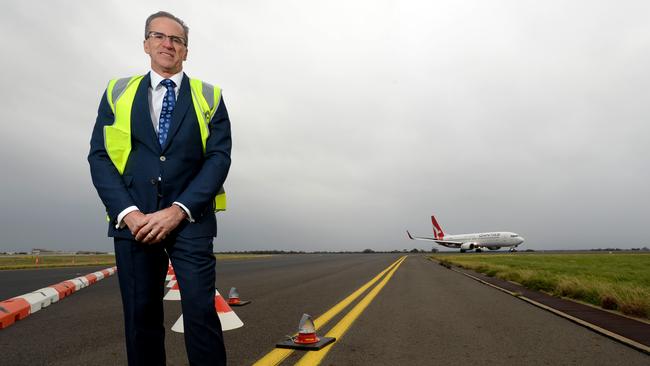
left=88, top=72, right=231, bottom=240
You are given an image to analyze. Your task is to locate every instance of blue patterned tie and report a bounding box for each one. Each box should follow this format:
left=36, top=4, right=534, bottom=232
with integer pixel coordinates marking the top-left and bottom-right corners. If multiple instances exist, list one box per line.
left=158, top=79, right=176, bottom=146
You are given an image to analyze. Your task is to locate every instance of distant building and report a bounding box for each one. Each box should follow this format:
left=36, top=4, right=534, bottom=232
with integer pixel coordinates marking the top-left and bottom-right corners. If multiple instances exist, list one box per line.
left=31, top=248, right=59, bottom=255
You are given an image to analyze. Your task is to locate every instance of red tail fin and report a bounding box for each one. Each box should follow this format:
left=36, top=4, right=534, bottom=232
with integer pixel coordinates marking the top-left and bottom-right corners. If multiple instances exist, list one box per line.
left=431, top=215, right=445, bottom=239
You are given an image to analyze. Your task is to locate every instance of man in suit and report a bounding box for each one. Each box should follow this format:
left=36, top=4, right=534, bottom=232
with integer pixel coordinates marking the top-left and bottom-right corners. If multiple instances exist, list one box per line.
left=88, top=11, right=230, bottom=366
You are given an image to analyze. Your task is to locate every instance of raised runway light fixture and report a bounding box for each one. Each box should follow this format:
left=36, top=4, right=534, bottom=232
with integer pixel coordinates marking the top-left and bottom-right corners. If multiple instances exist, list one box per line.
left=227, top=287, right=251, bottom=306
left=276, top=313, right=336, bottom=350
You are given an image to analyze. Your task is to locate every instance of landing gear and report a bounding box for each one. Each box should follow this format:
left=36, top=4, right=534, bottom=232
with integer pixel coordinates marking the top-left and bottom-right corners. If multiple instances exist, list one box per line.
left=509, top=247, right=518, bottom=252
left=475, top=248, right=482, bottom=253
left=460, top=249, right=466, bottom=253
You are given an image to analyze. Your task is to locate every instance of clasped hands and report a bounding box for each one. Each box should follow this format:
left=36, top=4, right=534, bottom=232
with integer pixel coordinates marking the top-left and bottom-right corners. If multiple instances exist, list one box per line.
left=124, top=206, right=186, bottom=244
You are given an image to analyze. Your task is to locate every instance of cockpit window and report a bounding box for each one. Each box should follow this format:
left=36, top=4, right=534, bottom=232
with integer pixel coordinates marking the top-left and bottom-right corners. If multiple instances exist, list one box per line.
left=510, top=234, right=519, bottom=237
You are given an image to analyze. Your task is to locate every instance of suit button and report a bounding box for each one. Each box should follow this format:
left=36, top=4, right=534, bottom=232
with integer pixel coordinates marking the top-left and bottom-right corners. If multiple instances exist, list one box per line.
left=150, top=178, right=157, bottom=185
left=160, top=156, right=166, bottom=162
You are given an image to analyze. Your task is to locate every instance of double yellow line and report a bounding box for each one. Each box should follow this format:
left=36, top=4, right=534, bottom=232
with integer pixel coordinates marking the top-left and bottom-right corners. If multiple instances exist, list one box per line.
left=253, top=256, right=407, bottom=366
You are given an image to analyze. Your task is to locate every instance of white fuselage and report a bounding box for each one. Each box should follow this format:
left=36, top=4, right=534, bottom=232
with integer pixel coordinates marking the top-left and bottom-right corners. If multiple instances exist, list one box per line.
left=444, top=232, right=524, bottom=248
left=406, top=215, right=525, bottom=252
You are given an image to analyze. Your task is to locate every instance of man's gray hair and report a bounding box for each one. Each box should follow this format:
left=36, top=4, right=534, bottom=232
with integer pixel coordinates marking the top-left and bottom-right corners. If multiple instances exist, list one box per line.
left=145, top=11, right=189, bottom=44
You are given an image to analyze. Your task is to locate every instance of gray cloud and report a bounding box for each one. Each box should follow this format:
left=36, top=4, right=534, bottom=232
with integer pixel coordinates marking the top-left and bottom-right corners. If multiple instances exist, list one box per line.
left=1, top=1, right=648, bottom=252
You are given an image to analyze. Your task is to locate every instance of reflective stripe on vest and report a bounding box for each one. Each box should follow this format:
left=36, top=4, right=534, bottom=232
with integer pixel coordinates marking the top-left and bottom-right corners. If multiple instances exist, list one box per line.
left=104, top=75, right=226, bottom=212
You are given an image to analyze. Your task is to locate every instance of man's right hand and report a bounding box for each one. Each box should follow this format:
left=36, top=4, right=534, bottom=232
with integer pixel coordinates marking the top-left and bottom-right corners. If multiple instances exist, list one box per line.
left=123, top=210, right=149, bottom=237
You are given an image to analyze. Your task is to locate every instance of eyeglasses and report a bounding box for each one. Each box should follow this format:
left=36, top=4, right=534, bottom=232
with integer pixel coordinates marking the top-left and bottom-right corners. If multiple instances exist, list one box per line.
left=146, top=31, right=187, bottom=47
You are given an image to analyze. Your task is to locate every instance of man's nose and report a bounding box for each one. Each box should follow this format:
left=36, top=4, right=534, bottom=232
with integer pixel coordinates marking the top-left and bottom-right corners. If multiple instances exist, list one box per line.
left=161, top=37, right=174, bottom=48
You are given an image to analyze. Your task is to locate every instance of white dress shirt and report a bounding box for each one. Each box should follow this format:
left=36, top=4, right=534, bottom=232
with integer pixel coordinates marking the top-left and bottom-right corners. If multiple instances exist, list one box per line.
left=115, top=70, right=193, bottom=228
left=148, top=70, right=183, bottom=133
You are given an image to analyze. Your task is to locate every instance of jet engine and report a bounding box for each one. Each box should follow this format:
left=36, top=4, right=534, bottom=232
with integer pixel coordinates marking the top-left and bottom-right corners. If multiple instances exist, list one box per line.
left=460, top=242, right=477, bottom=251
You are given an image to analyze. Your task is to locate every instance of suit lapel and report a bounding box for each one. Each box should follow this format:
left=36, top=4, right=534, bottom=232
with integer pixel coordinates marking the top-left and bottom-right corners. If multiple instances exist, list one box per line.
left=161, top=74, right=191, bottom=152
left=132, top=72, right=161, bottom=154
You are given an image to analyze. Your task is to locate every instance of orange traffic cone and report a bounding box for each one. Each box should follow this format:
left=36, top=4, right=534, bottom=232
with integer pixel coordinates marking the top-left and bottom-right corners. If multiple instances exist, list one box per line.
left=276, top=314, right=335, bottom=350
left=165, top=266, right=175, bottom=281
left=164, top=281, right=181, bottom=300
left=171, top=289, right=244, bottom=333
left=227, top=287, right=251, bottom=306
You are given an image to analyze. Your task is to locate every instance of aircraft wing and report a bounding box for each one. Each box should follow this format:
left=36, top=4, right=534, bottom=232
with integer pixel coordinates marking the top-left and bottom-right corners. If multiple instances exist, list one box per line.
left=406, top=231, right=463, bottom=248
left=432, top=240, right=463, bottom=248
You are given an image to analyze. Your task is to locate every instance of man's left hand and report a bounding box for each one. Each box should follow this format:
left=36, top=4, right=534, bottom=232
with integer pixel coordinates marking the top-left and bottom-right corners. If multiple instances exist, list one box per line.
left=136, top=205, right=187, bottom=244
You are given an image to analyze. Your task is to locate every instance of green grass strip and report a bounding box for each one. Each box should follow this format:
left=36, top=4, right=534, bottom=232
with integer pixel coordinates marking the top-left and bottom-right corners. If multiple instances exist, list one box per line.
left=431, top=253, right=650, bottom=320
left=0, top=254, right=272, bottom=270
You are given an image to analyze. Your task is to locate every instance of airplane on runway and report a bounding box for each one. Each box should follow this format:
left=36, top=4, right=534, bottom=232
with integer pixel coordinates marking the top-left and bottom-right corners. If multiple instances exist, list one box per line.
left=407, top=215, right=525, bottom=253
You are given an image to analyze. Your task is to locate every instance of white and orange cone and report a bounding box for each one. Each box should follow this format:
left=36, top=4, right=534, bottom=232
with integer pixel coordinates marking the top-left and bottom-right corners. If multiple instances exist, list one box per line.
left=165, top=266, right=175, bottom=281
left=163, top=281, right=181, bottom=300
left=171, top=289, right=244, bottom=332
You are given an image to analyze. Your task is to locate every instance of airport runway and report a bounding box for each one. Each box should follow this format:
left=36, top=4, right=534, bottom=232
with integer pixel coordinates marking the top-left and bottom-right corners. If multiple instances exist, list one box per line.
left=0, top=254, right=647, bottom=365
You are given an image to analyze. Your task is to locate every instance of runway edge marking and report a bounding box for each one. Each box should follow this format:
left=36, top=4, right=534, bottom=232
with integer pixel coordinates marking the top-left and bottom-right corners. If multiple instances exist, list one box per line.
left=252, top=256, right=407, bottom=366
left=435, top=259, right=650, bottom=356
left=0, top=266, right=118, bottom=329
left=294, top=256, right=408, bottom=366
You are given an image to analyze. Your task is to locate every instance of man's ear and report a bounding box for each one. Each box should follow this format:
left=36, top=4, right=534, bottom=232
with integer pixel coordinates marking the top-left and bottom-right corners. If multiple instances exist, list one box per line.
left=143, top=40, right=151, bottom=55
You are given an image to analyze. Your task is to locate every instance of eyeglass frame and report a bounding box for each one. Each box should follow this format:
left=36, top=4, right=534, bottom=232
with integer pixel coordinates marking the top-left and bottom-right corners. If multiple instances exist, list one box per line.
left=146, top=31, right=187, bottom=47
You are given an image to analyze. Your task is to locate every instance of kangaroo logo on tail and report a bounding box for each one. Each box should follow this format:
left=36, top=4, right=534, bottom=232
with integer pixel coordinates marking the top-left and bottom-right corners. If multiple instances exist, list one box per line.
left=431, top=215, right=445, bottom=239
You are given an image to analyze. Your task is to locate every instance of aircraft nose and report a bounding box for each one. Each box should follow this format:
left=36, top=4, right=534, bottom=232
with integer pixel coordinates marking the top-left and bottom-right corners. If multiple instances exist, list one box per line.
left=518, top=237, right=525, bottom=244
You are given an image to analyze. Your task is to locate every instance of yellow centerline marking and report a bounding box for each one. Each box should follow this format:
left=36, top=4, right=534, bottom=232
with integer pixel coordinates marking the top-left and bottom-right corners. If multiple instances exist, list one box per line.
left=252, top=256, right=407, bottom=366
left=295, top=256, right=407, bottom=366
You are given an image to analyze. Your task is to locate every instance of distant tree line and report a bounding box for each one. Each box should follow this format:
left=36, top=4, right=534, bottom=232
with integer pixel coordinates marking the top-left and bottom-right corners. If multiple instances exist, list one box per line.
left=590, top=247, right=649, bottom=252
left=216, top=248, right=441, bottom=255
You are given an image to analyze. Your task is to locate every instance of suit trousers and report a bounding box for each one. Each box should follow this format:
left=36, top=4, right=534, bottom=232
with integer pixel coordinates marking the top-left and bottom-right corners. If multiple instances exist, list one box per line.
left=114, top=235, right=226, bottom=366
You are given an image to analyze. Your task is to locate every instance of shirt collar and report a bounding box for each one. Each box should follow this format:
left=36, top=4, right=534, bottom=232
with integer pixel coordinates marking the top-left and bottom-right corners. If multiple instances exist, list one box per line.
left=149, top=69, right=184, bottom=90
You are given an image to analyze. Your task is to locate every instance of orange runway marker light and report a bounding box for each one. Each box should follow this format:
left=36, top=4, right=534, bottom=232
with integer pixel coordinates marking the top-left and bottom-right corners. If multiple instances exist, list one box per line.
left=276, top=314, right=335, bottom=351
left=227, top=287, right=251, bottom=306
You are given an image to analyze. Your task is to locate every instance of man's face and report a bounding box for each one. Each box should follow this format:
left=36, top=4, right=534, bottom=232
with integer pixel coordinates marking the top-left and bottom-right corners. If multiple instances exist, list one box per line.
left=143, top=17, right=188, bottom=75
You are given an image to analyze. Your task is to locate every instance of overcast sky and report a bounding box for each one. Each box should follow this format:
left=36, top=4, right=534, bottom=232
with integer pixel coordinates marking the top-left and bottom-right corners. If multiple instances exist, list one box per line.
left=1, top=1, right=648, bottom=252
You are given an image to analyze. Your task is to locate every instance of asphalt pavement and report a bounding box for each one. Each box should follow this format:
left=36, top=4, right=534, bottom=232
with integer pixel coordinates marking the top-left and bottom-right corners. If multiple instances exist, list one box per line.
left=321, top=255, right=648, bottom=365
left=0, top=254, right=647, bottom=365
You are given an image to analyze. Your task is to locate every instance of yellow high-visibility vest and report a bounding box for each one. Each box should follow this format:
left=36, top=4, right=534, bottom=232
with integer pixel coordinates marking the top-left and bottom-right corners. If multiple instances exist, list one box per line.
left=104, top=75, right=226, bottom=212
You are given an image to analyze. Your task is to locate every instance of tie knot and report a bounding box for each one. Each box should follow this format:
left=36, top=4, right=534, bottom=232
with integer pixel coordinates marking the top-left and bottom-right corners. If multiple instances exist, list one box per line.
left=160, top=79, right=176, bottom=89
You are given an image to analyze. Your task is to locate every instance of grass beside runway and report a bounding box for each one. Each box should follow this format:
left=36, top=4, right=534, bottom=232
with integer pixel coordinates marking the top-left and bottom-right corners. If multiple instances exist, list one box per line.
left=431, top=253, right=650, bottom=320
left=0, top=255, right=116, bottom=270
left=0, top=254, right=272, bottom=270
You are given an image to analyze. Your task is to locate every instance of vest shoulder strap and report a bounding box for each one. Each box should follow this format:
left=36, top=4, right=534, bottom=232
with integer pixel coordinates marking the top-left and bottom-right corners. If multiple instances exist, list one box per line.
left=106, top=75, right=145, bottom=114
left=199, top=80, right=222, bottom=117
left=189, top=78, right=222, bottom=126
